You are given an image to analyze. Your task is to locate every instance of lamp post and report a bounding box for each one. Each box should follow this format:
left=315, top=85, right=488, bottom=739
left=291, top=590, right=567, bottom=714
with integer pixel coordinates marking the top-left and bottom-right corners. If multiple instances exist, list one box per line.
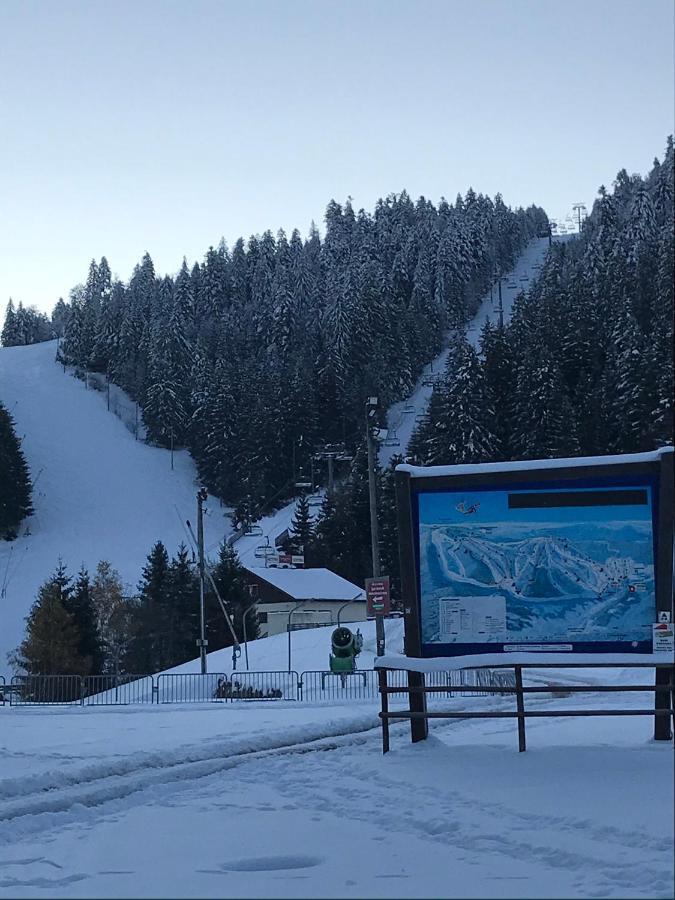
left=242, top=600, right=258, bottom=669
left=336, top=592, right=365, bottom=628
left=287, top=599, right=307, bottom=672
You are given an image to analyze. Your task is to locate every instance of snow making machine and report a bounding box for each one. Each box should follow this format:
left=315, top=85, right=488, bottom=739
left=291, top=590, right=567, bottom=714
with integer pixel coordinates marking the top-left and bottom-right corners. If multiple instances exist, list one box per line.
left=325, top=626, right=365, bottom=687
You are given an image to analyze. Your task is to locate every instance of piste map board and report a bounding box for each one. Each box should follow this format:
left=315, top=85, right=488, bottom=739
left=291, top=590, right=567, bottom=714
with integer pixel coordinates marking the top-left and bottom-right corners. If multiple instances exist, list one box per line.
left=395, top=450, right=673, bottom=657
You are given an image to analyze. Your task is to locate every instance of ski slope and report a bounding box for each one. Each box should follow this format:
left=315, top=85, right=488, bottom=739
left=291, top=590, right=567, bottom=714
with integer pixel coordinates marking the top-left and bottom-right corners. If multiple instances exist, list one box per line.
left=0, top=341, right=230, bottom=671
left=380, top=236, right=552, bottom=467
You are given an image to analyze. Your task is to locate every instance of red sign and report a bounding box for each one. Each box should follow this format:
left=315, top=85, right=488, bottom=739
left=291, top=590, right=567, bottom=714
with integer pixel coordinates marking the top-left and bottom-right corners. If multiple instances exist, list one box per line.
left=366, top=576, right=391, bottom=617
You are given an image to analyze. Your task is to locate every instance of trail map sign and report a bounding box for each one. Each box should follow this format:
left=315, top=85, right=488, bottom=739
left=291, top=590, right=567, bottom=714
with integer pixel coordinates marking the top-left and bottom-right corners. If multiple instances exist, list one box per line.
left=394, top=448, right=673, bottom=657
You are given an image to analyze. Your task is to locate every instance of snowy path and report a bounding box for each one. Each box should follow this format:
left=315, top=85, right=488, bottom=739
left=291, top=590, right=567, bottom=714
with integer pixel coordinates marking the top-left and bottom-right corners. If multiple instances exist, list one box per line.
left=380, top=236, right=552, bottom=467
left=0, top=342, right=230, bottom=668
left=0, top=696, right=671, bottom=899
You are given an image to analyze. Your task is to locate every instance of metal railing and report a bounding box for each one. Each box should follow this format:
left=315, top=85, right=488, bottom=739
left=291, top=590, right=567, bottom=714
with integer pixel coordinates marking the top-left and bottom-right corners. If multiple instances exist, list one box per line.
left=226, top=671, right=299, bottom=701
left=157, top=673, right=229, bottom=703
left=2, top=668, right=516, bottom=708
left=83, top=675, right=154, bottom=705
left=10, top=675, right=83, bottom=705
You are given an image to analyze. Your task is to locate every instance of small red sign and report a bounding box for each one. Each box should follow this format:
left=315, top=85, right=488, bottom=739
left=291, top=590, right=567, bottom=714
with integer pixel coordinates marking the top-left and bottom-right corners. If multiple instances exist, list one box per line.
left=366, top=576, right=391, bottom=617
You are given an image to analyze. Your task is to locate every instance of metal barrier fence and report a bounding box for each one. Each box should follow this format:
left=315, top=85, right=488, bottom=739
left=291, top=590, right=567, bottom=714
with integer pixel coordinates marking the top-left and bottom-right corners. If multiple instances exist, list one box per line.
left=84, top=675, right=154, bottom=705
left=299, top=669, right=379, bottom=702
left=226, top=671, right=299, bottom=701
left=3, top=669, right=516, bottom=707
left=10, top=675, right=83, bottom=705
left=157, top=673, right=229, bottom=703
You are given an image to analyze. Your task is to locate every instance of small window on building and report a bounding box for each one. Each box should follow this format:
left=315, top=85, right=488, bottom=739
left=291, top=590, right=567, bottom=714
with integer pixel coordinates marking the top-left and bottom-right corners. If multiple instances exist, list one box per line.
left=258, top=612, right=268, bottom=624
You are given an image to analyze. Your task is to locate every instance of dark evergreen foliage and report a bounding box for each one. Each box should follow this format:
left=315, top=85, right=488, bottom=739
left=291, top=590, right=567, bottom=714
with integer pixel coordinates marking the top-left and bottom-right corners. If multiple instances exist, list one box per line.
left=9, top=562, right=90, bottom=677
left=0, top=401, right=33, bottom=539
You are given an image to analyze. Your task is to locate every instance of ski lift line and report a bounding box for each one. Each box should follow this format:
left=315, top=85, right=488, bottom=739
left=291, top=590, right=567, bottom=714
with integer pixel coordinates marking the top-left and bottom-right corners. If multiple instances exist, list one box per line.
left=1, top=545, right=29, bottom=598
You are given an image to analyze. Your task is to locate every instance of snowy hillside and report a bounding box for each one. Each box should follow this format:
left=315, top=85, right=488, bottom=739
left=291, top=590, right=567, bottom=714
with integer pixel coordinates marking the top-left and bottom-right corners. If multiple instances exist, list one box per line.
left=0, top=341, right=230, bottom=670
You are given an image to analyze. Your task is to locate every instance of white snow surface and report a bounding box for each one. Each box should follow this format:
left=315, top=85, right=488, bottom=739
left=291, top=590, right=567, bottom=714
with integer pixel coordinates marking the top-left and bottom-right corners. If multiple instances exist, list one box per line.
left=379, top=236, right=553, bottom=468
left=0, top=342, right=231, bottom=670
left=0, top=671, right=672, bottom=898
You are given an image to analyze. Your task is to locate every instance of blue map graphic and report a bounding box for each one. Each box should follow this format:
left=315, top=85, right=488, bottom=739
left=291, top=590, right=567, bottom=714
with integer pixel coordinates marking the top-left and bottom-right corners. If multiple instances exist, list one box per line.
left=418, top=484, right=656, bottom=645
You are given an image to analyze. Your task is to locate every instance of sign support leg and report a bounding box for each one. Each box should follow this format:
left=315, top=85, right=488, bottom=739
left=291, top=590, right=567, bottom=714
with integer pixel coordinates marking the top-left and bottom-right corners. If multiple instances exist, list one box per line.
left=408, top=671, right=428, bottom=743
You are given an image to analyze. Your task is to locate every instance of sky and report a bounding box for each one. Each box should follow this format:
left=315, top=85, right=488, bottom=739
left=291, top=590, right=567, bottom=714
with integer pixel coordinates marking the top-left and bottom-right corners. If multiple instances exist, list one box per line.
left=1, top=0, right=673, bottom=314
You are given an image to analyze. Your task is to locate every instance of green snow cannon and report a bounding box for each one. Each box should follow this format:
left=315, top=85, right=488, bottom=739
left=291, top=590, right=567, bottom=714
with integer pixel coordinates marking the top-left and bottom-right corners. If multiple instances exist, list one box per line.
left=329, top=626, right=358, bottom=674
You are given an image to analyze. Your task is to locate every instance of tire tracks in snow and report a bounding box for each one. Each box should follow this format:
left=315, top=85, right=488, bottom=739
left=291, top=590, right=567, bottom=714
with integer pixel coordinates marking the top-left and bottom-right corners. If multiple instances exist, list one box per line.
left=0, top=716, right=383, bottom=843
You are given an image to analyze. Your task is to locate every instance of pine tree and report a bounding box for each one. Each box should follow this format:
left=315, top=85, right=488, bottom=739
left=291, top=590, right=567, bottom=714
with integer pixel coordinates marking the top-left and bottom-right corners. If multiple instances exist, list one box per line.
left=9, top=562, right=89, bottom=683
left=289, top=494, right=314, bottom=553
left=0, top=401, right=33, bottom=539
left=1, top=299, right=17, bottom=346
left=126, top=541, right=170, bottom=673
left=166, top=543, right=199, bottom=665
left=64, top=567, right=104, bottom=675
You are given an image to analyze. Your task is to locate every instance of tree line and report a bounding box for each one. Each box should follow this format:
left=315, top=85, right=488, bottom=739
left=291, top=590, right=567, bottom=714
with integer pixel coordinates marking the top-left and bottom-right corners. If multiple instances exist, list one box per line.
left=44, top=191, right=546, bottom=517
left=10, top=541, right=257, bottom=678
left=1, top=299, right=54, bottom=347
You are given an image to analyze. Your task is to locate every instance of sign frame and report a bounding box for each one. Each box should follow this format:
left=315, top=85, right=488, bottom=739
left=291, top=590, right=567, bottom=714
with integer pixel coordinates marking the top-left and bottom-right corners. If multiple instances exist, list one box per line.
left=395, top=448, right=674, bottom=659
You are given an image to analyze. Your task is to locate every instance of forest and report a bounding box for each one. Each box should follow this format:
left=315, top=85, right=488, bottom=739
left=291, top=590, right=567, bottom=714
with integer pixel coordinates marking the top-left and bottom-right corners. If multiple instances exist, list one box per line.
left=49, top=190, right=547, bottom=518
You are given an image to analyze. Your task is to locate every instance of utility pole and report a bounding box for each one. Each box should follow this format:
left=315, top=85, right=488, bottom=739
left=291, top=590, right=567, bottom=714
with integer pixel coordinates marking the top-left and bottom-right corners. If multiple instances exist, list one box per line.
left=196, top=487, right=209, bottom=674
left=365, top=396, right=385, bottom=657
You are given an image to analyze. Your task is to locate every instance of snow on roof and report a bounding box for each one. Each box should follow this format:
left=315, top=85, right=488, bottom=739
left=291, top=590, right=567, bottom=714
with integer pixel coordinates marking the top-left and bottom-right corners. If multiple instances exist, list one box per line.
left=397, top=447, right=673, bottom=479
left=245, top=566, right=366, bottom=602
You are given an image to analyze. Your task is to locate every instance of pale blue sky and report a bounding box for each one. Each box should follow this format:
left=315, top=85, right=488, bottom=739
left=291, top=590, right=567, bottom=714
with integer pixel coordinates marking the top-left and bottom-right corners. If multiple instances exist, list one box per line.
left=1, top=0, right=673, bottom=313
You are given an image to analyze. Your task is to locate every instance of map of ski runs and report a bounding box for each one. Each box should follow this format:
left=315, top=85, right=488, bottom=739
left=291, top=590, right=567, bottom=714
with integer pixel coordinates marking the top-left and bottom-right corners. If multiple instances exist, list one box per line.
left=418, top=482, right=656, bottom=648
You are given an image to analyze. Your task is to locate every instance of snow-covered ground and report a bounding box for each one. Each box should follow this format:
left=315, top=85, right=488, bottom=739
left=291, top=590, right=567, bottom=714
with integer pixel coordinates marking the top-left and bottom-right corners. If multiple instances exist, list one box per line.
left=0, top=342, right=231, bottom=669
left=0, top=678, right=672, bottom=899
left=380, top=236, right=552, bottom=468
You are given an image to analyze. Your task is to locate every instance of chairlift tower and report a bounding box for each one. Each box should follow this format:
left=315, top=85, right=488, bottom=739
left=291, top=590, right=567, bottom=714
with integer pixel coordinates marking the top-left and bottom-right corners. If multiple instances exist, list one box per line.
left=313, top=443, right=353, bottom=496
left=572, top=203, right=587, bottom=232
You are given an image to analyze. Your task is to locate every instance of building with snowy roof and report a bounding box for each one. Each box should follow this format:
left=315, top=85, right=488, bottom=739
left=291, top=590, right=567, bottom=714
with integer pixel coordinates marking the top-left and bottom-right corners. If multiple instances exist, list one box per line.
left=243, top=566, right=367, bottom=637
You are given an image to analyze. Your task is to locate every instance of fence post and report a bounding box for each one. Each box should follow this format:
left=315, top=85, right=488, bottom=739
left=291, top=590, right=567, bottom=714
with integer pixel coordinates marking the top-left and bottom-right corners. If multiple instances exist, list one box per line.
left=409, top=670, right=428, bottom=743
left=80, top=677, right=85, bottom=706
left=378, top=668, right=390, bottom=754
left=515, top=666, right=526, bottom=752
